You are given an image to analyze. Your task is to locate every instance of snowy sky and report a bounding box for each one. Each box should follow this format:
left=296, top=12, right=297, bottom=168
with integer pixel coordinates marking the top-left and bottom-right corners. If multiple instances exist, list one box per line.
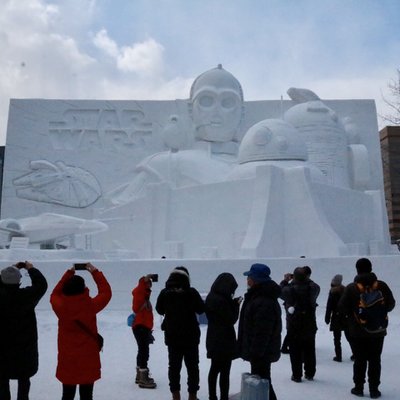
left=0, top=0, right=399, bottom=145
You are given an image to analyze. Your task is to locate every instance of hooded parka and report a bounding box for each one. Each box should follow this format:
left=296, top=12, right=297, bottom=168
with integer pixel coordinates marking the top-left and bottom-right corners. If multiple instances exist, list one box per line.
left=205, top=273, right=239, bottom=360
left=50, top=269, right=112, bottom=384
left=156, top=269, right=205, bottom=347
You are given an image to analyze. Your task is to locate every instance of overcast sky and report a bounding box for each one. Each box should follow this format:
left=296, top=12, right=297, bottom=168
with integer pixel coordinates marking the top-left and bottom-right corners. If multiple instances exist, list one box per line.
left=0, top=0, right=399, bottom=145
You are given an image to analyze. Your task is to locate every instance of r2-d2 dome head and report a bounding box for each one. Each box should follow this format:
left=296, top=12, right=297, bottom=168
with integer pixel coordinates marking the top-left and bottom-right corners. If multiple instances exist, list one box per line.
left=238, top=119, right=308, bottom=164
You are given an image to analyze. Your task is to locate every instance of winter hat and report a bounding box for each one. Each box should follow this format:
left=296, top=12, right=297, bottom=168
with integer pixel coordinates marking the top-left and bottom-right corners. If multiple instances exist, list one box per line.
left=62, top=275, right=85, bottom=296
left=355, top=258, right=372, bottom=274
left=331, top=274, right=343, bottom=286
left=0, top=266, right=22, bottom=285
left=243, top=263, right=271, bottom=284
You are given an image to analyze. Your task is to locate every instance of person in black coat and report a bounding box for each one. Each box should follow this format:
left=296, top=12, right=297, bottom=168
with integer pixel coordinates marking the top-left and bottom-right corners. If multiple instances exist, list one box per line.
left=205, top=273, right=241, bottom=400
left=338, top=258, right=395, bottom=398
left=156, top=266, right=205, bottom=400
left=325, top=274, right=352, bottom=362
left=0, top=261, right=48, bottom=400
left=280, top=266, right=320, bottom=383
left=237, top=263, right=282, bottom=400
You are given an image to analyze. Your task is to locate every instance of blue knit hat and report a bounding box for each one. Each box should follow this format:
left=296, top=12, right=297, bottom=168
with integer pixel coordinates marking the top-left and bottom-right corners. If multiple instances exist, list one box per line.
left=243, top=263, right=271, bottom=283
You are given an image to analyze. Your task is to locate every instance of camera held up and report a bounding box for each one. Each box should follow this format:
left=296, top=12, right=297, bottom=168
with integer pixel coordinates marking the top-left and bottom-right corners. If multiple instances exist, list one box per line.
left=150, top=274, right=158, bottom=282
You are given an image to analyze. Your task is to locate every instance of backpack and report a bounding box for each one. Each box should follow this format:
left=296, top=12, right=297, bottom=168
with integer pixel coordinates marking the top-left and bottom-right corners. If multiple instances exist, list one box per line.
left=354, top=281, right=388, bottom=334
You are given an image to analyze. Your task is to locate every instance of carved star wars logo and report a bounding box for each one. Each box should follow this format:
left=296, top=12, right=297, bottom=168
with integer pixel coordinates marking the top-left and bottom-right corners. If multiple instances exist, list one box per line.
left=48, top=108, right=152, bottom=151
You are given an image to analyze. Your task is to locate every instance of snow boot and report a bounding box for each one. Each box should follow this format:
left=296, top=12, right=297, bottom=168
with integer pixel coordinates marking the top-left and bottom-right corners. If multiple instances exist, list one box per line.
left=137, top=368, right=157, bottom=389
left=188, top=392, right=199, bottom=400
left=369, top=387, right=381, bottom=399
left=350, top=386, right=364, bottom=397
left=135, top=367, right=154, bottom=384
left=172, top=391, right=181, bottom=400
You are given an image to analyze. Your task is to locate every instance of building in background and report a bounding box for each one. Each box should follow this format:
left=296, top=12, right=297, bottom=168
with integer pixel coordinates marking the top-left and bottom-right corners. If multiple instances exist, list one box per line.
left=0, top=146, right=4, bottom=217
left=380, top=126, right=400, bottom=244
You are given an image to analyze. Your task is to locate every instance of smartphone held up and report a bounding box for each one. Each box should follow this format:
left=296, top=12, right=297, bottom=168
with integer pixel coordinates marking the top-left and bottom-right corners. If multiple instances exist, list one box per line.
left=149, top=274, right=158, bottom=282
left=74, top=263, right=88, bottom=271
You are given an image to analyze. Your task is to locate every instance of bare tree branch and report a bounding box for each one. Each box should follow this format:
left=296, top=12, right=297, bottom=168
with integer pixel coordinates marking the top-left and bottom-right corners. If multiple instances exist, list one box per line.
left=380, top=69, right=400, bottom=125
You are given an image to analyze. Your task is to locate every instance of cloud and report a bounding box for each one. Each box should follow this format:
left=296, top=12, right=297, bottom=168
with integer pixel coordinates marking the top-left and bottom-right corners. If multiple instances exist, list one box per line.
left=117, top=38, right=164, bottom=75
left=0, top=0, right=398, bottom=145
left=93, top=29, right=119, bottom=58
left=0, top=1, right=182, bottom=144
left=94, top=29, right=165, bottom=76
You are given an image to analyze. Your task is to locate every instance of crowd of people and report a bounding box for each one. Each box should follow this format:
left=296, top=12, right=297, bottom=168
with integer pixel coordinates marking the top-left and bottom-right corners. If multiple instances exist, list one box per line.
left=0, top=258, right=395, bottom=400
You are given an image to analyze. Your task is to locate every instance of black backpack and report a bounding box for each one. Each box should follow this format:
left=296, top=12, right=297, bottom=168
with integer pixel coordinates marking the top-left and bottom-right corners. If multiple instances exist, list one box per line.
left=354, top=280, right=388, bottom=334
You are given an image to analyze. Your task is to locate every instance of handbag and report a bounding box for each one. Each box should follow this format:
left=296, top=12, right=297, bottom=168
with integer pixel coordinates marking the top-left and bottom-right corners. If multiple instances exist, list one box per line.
left=75, top=320, right=104, bottom=352
left=127, top=312, right=136, bottom=327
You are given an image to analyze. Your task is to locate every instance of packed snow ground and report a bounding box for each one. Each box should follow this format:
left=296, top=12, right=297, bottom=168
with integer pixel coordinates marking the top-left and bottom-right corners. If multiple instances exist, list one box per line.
left=3, top=256, right=400, bottom=400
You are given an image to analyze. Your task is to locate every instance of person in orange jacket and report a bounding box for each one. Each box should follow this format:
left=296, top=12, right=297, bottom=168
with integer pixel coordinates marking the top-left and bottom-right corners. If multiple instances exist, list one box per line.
left=131, top=274, right=157, bottom=389
left=50, top=263, right=112, bottom=400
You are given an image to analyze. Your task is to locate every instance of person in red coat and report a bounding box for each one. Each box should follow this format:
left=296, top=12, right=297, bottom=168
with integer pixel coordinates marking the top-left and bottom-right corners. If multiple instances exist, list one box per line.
left=131, top=274, right=157, bottom=388
left=50, top=263, right=112, bottom=400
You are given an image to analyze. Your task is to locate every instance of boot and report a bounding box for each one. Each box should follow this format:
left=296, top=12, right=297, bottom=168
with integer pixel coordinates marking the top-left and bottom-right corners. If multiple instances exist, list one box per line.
left=350, top=385, right=364, bottom=397
left=137, top=368, right=157, bottom=389
left=188, top=392, right=198, bottom=400
left=369, top=386, right=381, bottom=399
left=172, top=391, right=181, bottom=400
left=136, top=367, right=154, bottom=384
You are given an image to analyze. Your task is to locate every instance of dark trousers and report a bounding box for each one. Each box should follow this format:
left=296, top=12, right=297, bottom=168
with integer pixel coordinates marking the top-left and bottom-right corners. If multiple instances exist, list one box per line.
left=333, top=329, right=342, bottom=358
left=62, top=383, right=94, bottom=400
left=167, top=344, right=199, bottom=394
left=250, top=359, right=277, bottom=400
left=333, top=329, right=353, bottom=359
left=0, top=378, right=30, bottom=400
left=289, top=335, right=316, bottom=379
left=208, top=358, right=232, bottom=400
left=350, top=336, right=384, bottom=390
left=281, top=333, right=289, bottom=351
left=133, top=325, right=151, bottom=369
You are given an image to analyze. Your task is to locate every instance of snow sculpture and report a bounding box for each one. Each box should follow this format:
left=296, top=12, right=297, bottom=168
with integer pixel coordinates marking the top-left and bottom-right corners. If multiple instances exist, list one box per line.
left=0, top=213, right=107, bottom=249
left=228, top=118, right=347, bottom=257
left=105, top=64, right=243, bottom=206
left=1, top=65, right=391, bottom=258
left=13, top=160, right=102, bottom=208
